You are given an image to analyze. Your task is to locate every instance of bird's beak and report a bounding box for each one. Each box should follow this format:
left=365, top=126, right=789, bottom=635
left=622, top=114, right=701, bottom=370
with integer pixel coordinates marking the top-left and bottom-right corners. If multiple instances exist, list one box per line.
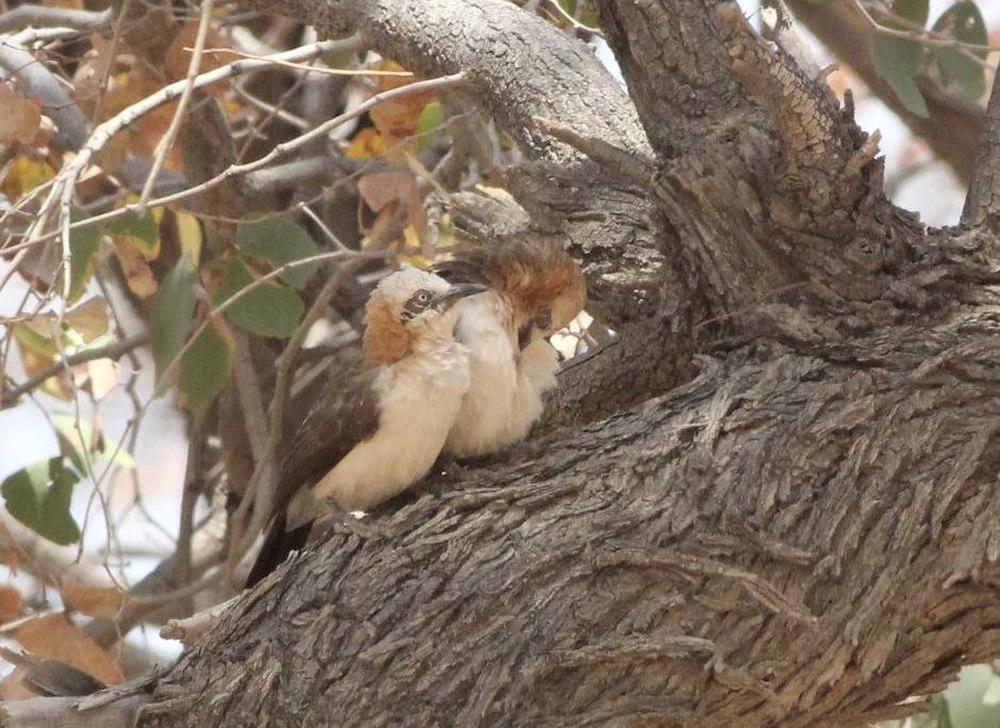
left=430, top=283, right=486, bottom=311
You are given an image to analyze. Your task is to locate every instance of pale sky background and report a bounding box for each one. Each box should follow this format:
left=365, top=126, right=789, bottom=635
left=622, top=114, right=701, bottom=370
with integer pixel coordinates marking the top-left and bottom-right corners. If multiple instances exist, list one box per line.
left=1, top=0, right=998, bottom=660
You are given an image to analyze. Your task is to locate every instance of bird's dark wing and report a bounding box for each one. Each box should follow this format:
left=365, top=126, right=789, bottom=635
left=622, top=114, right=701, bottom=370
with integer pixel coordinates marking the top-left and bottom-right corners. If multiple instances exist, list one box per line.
left=431, top=249, right=491, bottom=286
left=276, top=358, right=381, bottom=509
left=246, top=358, right=381, bottom=587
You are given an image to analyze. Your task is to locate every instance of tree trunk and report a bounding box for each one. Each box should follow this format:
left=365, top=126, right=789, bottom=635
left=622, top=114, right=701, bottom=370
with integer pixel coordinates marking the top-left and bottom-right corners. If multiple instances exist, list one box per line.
left=16, top=1, right=1000, bottom=726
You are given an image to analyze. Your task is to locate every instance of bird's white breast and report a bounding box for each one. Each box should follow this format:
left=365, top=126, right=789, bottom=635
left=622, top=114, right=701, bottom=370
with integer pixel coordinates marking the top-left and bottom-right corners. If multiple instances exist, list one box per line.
left=312, top=340, right=470, bottom=510
left=446, top=293, right=559, bottom=457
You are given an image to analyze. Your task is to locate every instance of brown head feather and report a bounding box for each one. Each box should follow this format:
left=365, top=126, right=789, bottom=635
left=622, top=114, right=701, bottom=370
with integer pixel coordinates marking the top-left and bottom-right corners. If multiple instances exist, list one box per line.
left=435, top=240, right=585, bottom=331
left=362, top=298, right=412, bottom=365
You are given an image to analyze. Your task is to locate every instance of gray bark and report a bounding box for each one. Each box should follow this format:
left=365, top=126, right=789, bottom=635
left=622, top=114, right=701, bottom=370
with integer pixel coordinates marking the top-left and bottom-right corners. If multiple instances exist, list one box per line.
left=13, top=1, right=1000, bottom=726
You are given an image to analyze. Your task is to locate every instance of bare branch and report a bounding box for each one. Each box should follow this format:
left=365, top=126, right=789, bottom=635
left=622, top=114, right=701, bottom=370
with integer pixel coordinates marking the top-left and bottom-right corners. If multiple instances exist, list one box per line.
left=0, top=694, right=146, bottom=728
left=137, top=0, right=215, bottom=210
left=3, top=333, right=149, bottom=406
left=0, top=6, right=113, bottom=35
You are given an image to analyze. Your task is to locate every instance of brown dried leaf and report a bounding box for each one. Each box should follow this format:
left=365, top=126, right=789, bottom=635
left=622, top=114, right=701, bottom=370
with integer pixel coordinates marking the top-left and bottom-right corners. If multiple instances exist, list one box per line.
left=0, top=584, right=23, bottom=622
left=164, top=21, right=231, bottom=85
left=357, top=171, right=418, bottom=213
left=11, top=613, right=123, bottom=685
left=59, top=576, right=126, bottom=619
left=368, top=61, right=433, bottom=157
left=112, top=239, right=158, bottom=298
left=0, top=85, right=42, bottom=146
left=71, top=358, right=118, bottom=400
left=0, top=669, right=36, bottom=701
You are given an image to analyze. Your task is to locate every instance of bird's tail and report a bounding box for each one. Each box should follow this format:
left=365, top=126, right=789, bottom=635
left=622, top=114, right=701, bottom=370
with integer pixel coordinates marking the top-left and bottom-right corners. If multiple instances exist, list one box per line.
left=244, top=512, right=313, bottom=588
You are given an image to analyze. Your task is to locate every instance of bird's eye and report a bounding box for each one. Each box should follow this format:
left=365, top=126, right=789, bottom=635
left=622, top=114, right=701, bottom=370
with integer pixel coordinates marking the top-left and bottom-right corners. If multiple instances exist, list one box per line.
left=403, top=289, right=434, bottom=318
left=534, top=307, right=552, bottom=330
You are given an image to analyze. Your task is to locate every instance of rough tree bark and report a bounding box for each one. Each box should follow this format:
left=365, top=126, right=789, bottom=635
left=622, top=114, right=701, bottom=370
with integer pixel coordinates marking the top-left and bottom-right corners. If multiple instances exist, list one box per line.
left=9, top=1, right=1000, bottom=726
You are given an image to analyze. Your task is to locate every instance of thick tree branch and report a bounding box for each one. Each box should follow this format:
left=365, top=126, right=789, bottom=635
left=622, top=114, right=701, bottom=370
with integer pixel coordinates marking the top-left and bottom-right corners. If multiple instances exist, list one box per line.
left=79, top=274, right=1000, bottom=725
left=962, top=70, right=1000, bottom=227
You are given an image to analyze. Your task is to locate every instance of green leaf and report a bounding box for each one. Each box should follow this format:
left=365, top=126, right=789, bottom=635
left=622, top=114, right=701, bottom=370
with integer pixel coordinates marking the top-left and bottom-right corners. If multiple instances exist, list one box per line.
left=67, top=209, right=102, bottom=304
left=889, top=0, right=928, bottom=26
left=873, top=34, right=928, bottom=117
left=236, top=216, right=319, bottom=289
left=931, top=1, right=987, bottom=102
left=179, top=320, right=232, bottom=412
left=417, top=101, right=444, bottom=150
left=213, top=258, right=303, bottom=338
left=150, top=254, right=197, bottom=383
left=51, top=414, right=135, bottom=470
left=2, top=458, right=81, bottom=545
left=107, top=209, right=159, bottom=258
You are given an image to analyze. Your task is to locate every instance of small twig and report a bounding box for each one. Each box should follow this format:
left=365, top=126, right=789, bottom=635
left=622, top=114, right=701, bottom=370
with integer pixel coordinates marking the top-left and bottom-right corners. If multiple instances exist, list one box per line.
left=539, top=0, right=603, bottom=39
left=4, top=332, right=149, bottom=403
left=201, top=46, right=414, bottom=77
left=16, top=71, right=464, bottom=253
left=232, top=81, right=308, bottom=129
left=160, top=595, right=239, bottom=646
left=851, top=0, right=995, bottom=69
left=175, top=413, right=210, bottom=614
left=230, top=331, right=269, bottom=464
left=136, top=0, right=215, bottom=211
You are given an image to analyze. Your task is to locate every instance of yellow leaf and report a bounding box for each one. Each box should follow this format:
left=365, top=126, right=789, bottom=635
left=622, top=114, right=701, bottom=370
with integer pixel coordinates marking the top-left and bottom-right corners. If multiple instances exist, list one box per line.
left=112, top=239, right=158, bottom=298
left=0, top=156, right=55, bottom=200
left=369, top=62, right=433, bottom=135
left=346, top=127, right=388, bottom=160
left=174, top=210, right=203, bottom=264
left=402, top=224, right=421, bottom=250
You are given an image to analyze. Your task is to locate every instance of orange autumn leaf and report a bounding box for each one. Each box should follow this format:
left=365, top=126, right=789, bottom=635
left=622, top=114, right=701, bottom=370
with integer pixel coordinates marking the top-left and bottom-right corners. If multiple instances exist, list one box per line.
left=0, top=585, right=22, bottom=622
left=0, top=85, right=41, bottom=146
left=60, top=576, right=127, bottom=619
left=11, top=613, right=123, bottom=685
left=368, top=61, right=434, bottom=156
left=165, top=21, right=232, bottom=87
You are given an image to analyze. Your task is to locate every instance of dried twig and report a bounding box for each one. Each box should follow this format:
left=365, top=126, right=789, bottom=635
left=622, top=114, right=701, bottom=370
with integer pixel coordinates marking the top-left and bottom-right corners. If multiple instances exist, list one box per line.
left=3, top=333, right=149, bottom=404
left=136, top=0, right=215, bottom=210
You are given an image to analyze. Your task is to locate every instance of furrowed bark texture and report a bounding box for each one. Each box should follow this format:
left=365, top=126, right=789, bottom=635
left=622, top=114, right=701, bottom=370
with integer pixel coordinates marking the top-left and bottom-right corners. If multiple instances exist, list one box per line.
left=787, top=0, right=983, bottom=185
left=37, top=1, right=1000, bottom=726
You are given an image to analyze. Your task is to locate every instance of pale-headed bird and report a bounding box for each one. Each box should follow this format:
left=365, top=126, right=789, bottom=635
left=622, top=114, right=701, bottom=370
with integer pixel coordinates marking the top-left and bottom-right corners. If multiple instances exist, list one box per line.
left=434, top=240, right=586, bottom=458
left=246, top=267, right=484, bottom=586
